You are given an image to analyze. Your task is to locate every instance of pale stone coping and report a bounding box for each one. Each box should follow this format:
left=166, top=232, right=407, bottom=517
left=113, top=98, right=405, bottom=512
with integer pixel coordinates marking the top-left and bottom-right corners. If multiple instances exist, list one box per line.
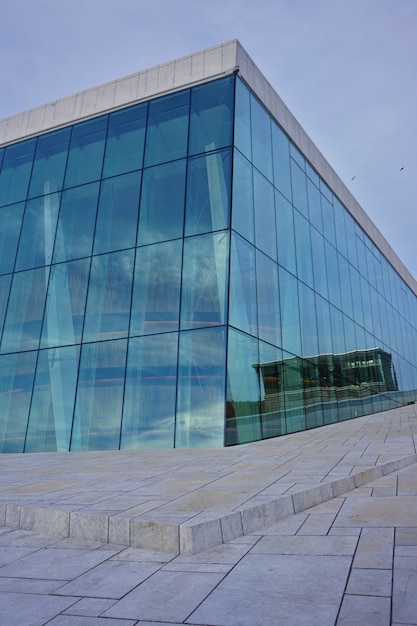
left=1, top=39, right=415, bottom=295
left=1, top=453, right=416, bottom=555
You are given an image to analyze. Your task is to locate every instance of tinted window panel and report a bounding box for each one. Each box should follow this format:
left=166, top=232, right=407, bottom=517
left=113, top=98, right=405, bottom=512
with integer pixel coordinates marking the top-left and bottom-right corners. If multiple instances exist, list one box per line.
left=83, top=250, right=134, bottom=342
left=0, top=202, right=25, bottom=275
left=144, top=91, right=189, bottom=167
left=189, top=76, right=234, bottom=155
left=0, top=139, right=36, bottom=206
left=103, top=103, right=147, bottom=178
left=131, top=240, right=182, bottom=336
left=53, top=183, right=99, bottom=263
left=94, top=171, right=141, bottom=254
left=138, top=160, right=186, bottom=245
left=64, top=117, right=107, bottom=187
left=28, top=128, right=70, bottom=197
left=15, top=193, right=60, bottom=270
left=185, top=149, right=231, bottom=236
left=121, top=334, right=177, bottom=450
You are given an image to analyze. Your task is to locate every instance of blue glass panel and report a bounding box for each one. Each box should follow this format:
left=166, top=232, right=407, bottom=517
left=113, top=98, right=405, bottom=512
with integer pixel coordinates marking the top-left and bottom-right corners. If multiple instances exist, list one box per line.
left=1, top=267, right=49, bottom=353
left=185, top=148, right=231, bottom=236
left=330, top=305, right=346, bottom=354
left=316, top=294, right=333, bottom=354
left=176, top=327, right=226, bottom=448
left=189, top=76, right=234, bottom=155
left=282, top=354, right=306, bottom=433
left=52, top=183, right=99, bottom=263
left=234, top=78, right=251, bottom=160
left=303, top=355, right=324, bottom=429
left=144, top=90, right=189, bottom=167
left=325, top=241, right=341, bottom=309
left=250, top=95, right=273, bottom=181
left=131, top=240, right=182, bottom=336
left=0, top=274, right=11, bottom=336
left=307, top=178, right=322, bottom=232
left=361, top=276, right=373, bottom=334
left=344, top=314, right=357, bottom=352
left=276, top=191, right=296, bottom=275
left=253, top=170, right=277, bottom=260
left=0, top=351, right=36, bottom=452
left=356, top=236, right=367, bottom=277
left=351, top=267, right=364, bottom=328
left=64, top=117, right=107, bottom=187
left=272, top=123, right=292, bottom=202
left=298, top=282, right=318, bottom=357
left=379, top=296, right=391, bottom=349
left=232, top=150, right=254, bottom=243
left=321, top=194, right=336, bottom=245
left=24, top=345, right=80, bottom=452
left=0, top=139, right=36, bottom=206
left=71, top=339, right=127, bottom=451
left=94, top=171, right=141, bottom=254
left=311, top=228, right=328, bottom=299
left=294, top=210, right=313, bottom=288
left=103, top=103, right=147, bottom=178
left=0, top=202, right=24, bottom=275
left=256, top=250, right=280, bottom=346
left=339, top=254, right=354, bottom=319
left=345, top=213, right=358, bottom=268
left=15, top=193, right=60, bottom=270
left=83, top=250, right=134, bottom=342
left=229, top=234, right=257, bottom=336
left=137, top=160, right=186, bottom=245
left=181, top=232, right=229, bottom=330
left=291, top=160, right=308, bottom=217
left=289, top=144, right=305, bottom=170
left=306, top=162, right=319, bottom=186
left=28, top=128, right=70, bottom=197
left=279, top=268, right=301, bottom=355
left=333, top=197, right=349, bottom=259
left=121, top=334, right=177, bottom=449
left=40, top=259, right=90, bottom=348
left=258, top=341, right=286, bottom=438
left=320, top=179, right=332, bottom=202
left=226, top=328, right=261, bottom=445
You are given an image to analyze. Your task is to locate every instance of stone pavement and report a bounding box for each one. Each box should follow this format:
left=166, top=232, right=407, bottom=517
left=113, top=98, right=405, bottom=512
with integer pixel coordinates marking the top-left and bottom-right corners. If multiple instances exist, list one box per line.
left=0, top=404, right=416, bottom=624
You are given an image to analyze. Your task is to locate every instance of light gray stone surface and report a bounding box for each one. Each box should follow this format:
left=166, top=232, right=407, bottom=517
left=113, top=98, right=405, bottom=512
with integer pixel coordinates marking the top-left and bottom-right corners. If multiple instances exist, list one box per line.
left=1, top=414, right=417, bottom=624
left=103, top=570, right=224, bottom=622
left=337, top=595, right=391, bottom=626
left=1, top=405, right=416, bottom=555
left=188, top=553, right=351, bottom=626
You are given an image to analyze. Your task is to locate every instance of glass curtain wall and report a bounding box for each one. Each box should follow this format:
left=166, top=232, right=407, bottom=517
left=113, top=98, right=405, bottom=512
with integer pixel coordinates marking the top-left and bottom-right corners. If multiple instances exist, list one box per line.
left=227, top=76, right=417, bottom=444
left=0, top=76, right=234, bottom=452
left=1, top=72, right=417, bottom=452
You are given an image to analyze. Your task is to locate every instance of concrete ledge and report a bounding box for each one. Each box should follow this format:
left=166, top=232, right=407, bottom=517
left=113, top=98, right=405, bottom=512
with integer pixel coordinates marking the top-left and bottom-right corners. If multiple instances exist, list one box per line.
left=2, top=453, right=416, bottom=554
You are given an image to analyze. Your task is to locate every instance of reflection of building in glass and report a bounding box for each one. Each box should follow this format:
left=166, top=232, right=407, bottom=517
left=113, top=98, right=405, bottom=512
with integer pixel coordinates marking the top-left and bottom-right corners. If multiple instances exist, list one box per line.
left=0, top=41, right=417, bottom=452
left=254, top=348, right=397, bottom=424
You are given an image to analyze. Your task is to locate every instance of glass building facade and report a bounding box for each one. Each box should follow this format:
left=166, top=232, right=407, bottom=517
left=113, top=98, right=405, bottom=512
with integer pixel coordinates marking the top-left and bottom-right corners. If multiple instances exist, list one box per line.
left=1, top=56, right=417, bottom=453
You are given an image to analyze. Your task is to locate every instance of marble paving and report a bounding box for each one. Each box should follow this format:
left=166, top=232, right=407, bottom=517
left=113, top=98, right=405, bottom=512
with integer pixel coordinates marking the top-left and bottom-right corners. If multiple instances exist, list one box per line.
left=1, top=405, right=417, bottom=556
left=0, top=461, right=416, bottom=624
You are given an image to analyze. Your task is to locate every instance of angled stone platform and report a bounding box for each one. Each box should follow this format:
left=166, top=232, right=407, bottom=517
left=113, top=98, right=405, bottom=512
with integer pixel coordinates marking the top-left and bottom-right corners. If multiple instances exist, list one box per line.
left=1, top=404, right=416, bottom=554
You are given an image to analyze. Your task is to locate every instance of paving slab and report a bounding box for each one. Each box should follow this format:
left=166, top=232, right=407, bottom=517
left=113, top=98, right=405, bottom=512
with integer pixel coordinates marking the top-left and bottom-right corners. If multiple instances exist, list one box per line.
left=187, top=553, right=351, bottom=626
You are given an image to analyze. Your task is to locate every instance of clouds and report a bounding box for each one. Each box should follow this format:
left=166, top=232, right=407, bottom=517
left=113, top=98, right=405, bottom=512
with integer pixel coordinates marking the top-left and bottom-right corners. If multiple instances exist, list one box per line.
left=1, top=0, right=416, bottom=278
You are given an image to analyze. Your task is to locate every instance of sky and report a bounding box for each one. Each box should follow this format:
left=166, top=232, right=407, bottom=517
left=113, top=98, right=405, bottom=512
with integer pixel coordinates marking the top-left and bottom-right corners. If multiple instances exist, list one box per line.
left=1, top=0, right=416, bottom=279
